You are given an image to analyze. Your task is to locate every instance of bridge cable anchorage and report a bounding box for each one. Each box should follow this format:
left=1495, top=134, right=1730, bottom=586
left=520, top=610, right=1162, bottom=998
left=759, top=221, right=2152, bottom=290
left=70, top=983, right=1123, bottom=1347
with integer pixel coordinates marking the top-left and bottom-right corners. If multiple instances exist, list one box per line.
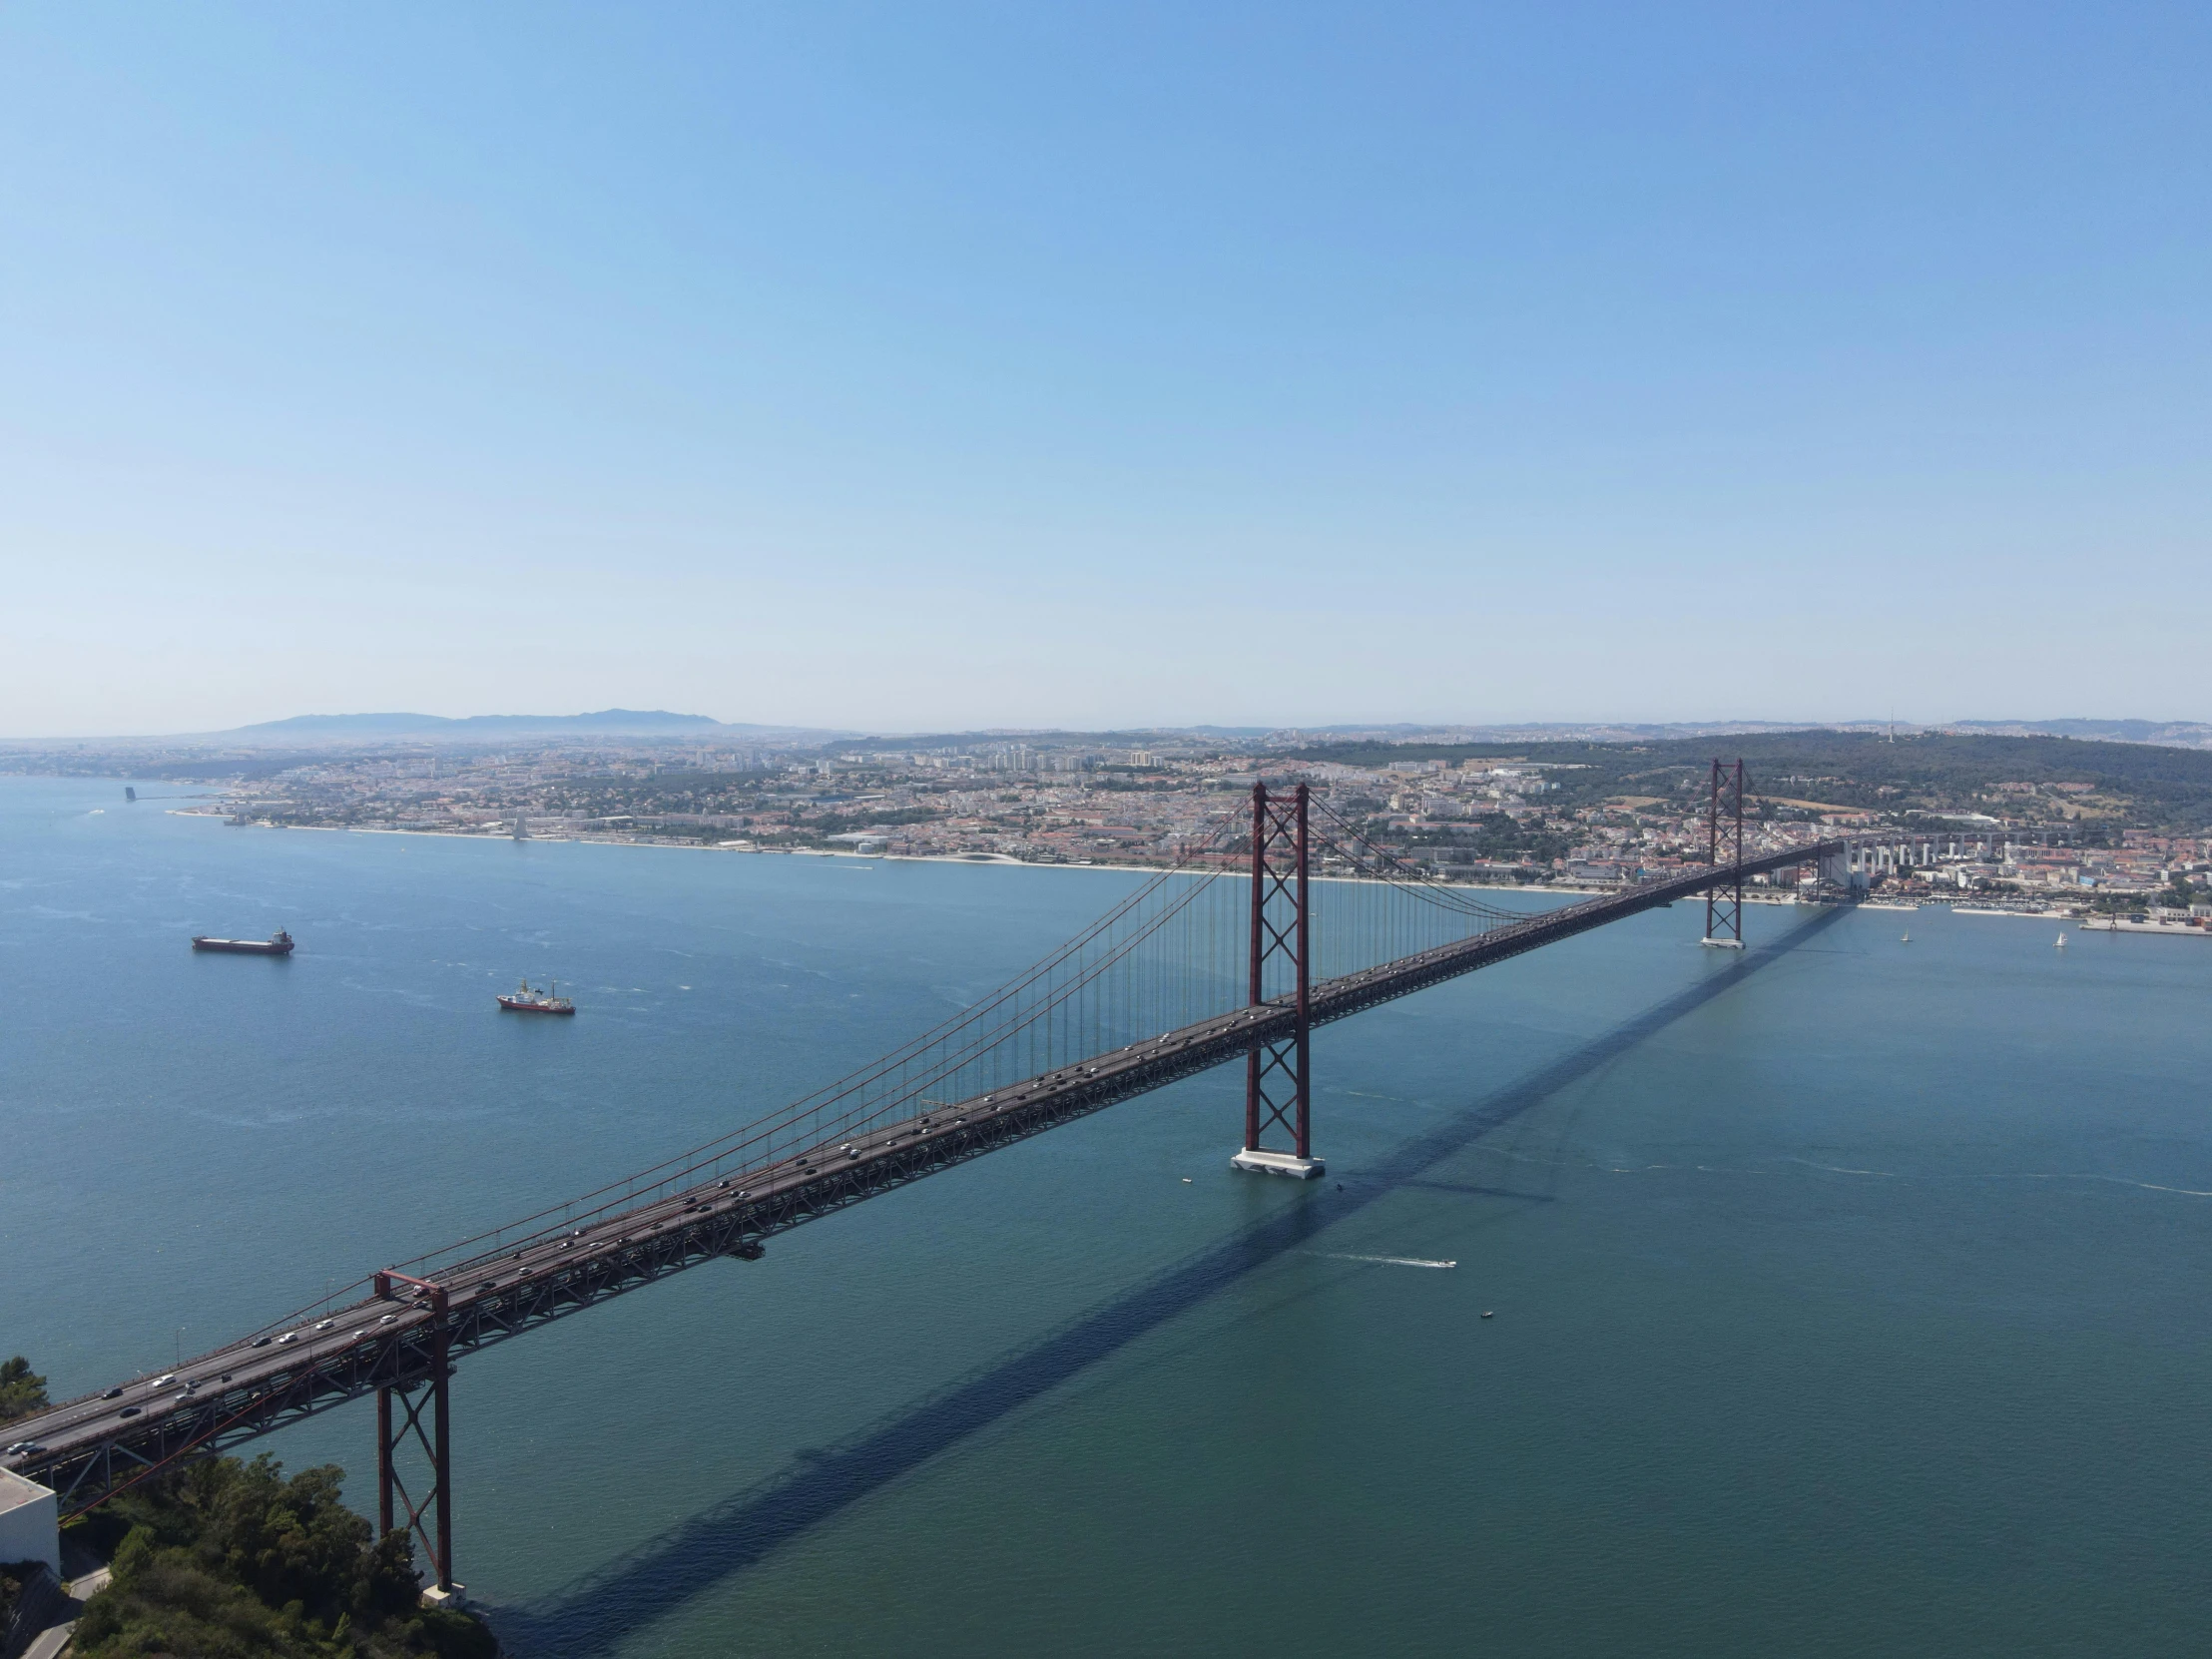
left=1702, top=758, right=1748, bottom=948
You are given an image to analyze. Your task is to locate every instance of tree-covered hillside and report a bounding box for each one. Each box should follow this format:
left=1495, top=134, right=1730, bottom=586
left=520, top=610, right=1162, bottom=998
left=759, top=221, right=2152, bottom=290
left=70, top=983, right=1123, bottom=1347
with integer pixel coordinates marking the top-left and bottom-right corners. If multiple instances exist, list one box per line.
left=1281, top=731, right=2212, bottom=830
left=69, top=1453, right=496, bottom=1659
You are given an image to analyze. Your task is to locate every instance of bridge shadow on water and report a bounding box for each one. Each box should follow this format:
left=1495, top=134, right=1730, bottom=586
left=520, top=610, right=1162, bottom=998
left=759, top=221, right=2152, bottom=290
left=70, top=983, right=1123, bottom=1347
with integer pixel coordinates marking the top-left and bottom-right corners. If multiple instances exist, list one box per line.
left=492, top=906, right=1844, bottom=1655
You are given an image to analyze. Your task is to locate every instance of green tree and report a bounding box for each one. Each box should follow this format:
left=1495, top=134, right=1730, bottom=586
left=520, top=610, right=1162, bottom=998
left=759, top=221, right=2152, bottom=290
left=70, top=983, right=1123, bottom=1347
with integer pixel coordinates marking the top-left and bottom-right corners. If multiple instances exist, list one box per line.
left=0, top=1356, right=47, bottom=1423
left=71, top=1455, right=496, bottom=1659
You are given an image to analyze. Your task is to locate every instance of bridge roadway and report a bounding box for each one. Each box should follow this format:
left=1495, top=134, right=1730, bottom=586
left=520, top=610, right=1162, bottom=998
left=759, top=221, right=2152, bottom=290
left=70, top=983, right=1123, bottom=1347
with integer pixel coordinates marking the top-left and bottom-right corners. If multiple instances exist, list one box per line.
left=6, top=836, right=1859, bottom=1509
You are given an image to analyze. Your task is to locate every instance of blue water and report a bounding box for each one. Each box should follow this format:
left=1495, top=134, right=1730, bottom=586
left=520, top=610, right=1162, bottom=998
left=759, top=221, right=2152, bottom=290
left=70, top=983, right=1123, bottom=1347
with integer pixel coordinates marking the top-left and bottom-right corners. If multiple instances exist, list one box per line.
left=5, top=774, right=2210, bottom=1656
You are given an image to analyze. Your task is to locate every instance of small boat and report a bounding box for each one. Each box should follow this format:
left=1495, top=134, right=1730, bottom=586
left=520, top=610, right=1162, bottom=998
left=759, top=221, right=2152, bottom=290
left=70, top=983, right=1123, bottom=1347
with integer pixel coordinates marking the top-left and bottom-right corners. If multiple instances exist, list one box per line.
left=2055, top=933, right=2067, bottom=949
left=1901, top=931, right=1911, bottom=943
left=498, top=978, right=575, bottom=1015
left=1480, top=1310, right=1494, bottom=1320
left=193, top=930, right=294, bottom=955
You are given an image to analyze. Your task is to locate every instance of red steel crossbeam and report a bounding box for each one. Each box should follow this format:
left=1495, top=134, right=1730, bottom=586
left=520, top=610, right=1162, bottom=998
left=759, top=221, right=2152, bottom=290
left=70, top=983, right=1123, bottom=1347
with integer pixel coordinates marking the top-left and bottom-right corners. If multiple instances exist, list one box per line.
left=372, top=1270, right=454, bottom=1591
left=1244, top=782, right=1312, bottom=1158
left=1704, top=759, right=1746, bottom=946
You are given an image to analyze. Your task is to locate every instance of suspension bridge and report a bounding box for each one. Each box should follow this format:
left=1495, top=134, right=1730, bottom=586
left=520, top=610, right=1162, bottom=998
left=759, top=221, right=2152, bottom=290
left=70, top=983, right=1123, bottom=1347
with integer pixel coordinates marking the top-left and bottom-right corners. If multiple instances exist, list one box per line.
left=4, top=763, right=1926, bottom=1595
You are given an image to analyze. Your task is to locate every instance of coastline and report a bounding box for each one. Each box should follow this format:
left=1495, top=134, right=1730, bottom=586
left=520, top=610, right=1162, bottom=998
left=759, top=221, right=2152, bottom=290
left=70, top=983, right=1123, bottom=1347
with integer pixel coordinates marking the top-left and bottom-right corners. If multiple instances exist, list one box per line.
left=137, top=813, right=2120, bottom=914
left=170, top=812, right=1637, bottom=893
left=173, top=812, right=2110, bottom=913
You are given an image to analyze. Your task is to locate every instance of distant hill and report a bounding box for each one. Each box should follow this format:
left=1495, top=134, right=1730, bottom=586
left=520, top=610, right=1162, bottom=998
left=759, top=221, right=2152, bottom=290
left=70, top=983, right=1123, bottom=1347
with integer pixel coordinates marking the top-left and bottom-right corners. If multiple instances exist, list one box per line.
left=1277, top=728, right=2212, bottom=830
left=822, top=726, right=1279, bottom=754
left=222, top=710, right=839, bottom=742
left=1942, top=718, right=2212, bottom=749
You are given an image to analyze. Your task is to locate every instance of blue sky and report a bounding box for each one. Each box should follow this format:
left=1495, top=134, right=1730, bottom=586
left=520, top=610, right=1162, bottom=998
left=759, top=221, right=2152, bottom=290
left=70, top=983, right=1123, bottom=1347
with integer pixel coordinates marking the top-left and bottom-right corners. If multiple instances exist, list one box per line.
left=2, top=3, right=2206, bottom=735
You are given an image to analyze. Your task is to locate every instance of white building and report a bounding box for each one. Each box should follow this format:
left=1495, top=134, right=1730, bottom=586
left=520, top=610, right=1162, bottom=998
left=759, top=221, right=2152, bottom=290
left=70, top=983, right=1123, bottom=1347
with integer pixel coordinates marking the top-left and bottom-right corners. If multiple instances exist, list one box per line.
left=0, top=1468, right=60, bottom=1576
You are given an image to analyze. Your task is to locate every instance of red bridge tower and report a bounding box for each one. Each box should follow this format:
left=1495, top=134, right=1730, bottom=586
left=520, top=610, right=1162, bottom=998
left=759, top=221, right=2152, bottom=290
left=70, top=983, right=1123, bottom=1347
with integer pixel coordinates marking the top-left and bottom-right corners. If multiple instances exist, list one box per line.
left=1702, top=758, right=1747, bottom=949
left=1232, top=781, right=1324, bottom=1178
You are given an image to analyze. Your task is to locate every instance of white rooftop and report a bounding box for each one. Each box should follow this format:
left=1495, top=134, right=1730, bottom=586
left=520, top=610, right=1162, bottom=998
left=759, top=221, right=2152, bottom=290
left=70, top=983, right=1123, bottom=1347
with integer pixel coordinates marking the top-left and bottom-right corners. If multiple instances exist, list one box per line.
left=0, top=1467, right=55, bottom=1513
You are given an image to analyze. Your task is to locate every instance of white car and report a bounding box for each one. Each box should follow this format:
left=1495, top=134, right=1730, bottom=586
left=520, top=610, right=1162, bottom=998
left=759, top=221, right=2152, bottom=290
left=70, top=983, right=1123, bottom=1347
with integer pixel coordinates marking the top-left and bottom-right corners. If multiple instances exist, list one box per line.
left=276, top=1333, right=297, bottom=1345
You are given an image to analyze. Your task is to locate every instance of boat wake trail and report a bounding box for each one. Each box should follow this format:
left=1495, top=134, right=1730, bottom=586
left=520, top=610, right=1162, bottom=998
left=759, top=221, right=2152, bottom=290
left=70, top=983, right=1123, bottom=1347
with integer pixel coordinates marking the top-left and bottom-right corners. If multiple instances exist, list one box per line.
left=1306, top=1251, right=1457, bottom=1270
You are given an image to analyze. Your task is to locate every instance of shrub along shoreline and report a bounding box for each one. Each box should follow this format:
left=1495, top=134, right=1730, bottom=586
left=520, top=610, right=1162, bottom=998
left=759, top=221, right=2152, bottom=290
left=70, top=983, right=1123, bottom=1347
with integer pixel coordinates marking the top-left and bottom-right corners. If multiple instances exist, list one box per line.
left=68, top=1453, right=496, bottom=1658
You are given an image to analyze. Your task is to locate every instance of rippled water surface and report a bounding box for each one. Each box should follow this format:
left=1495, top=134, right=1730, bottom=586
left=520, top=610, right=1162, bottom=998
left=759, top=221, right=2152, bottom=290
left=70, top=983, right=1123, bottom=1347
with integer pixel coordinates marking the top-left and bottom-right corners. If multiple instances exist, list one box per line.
left=4, top=774, right=2209, bottom=1657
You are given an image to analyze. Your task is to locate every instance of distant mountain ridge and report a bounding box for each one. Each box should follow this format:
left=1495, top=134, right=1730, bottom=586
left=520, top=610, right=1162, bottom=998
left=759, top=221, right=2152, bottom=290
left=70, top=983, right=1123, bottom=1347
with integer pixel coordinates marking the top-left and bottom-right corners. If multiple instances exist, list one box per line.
left=17, top=711, right=2204, bottom=753
left=222, top=710, right=845, bottom=741
left=1940, top=718, right=2212, bottom=748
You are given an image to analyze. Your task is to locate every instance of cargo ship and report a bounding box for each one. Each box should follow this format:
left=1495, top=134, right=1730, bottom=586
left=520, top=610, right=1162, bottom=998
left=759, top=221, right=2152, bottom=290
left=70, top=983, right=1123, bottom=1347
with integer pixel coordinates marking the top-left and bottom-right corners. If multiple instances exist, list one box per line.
left=192, top=930, right=295, bottom=955
left=498, top=978, right=575, bottom=1014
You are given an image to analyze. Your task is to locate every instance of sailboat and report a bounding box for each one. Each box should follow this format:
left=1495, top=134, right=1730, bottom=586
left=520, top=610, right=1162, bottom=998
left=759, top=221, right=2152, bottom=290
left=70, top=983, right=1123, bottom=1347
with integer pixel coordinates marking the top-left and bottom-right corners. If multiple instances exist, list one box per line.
left=1901, top=931, right=1911, bottom=943
left=2054, top=932, right=2068, bottom=949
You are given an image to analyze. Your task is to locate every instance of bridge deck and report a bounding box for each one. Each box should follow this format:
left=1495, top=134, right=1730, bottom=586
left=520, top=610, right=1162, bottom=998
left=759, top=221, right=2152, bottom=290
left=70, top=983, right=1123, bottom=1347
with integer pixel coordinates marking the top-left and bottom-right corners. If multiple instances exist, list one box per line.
left=5, top=840, right=1844, bottom=1508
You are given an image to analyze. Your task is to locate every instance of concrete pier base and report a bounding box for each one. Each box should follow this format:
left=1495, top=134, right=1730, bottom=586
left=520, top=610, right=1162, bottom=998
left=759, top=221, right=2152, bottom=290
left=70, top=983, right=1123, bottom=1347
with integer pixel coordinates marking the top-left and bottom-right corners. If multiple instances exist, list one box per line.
left=1231, top=1148, right=1326, bottom=1179
left=1699, top=937, right=1746, bottom=949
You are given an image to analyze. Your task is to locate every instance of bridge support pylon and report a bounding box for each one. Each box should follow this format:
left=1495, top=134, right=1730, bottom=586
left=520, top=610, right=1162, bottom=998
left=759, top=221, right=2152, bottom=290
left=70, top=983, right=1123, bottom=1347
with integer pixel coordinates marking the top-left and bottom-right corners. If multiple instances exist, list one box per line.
left=374, top=1270, right=459, bottom=1602
left=1701, top=759, right=1746, bottom=949
left=1232, top=781, right=1324, bottom=1179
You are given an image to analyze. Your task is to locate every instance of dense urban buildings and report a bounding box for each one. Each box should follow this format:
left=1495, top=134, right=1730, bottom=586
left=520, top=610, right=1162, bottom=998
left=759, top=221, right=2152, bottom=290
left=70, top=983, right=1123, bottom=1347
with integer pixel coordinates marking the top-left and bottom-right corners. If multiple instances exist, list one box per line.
left=8, top=727, right=2207, bottom=915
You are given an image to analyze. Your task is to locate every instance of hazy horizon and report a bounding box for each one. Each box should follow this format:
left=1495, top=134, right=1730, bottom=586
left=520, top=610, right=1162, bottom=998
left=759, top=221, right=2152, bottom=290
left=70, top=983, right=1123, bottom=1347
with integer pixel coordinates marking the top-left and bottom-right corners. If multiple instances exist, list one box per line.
left=7, top=706, right=2211, bottom=747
